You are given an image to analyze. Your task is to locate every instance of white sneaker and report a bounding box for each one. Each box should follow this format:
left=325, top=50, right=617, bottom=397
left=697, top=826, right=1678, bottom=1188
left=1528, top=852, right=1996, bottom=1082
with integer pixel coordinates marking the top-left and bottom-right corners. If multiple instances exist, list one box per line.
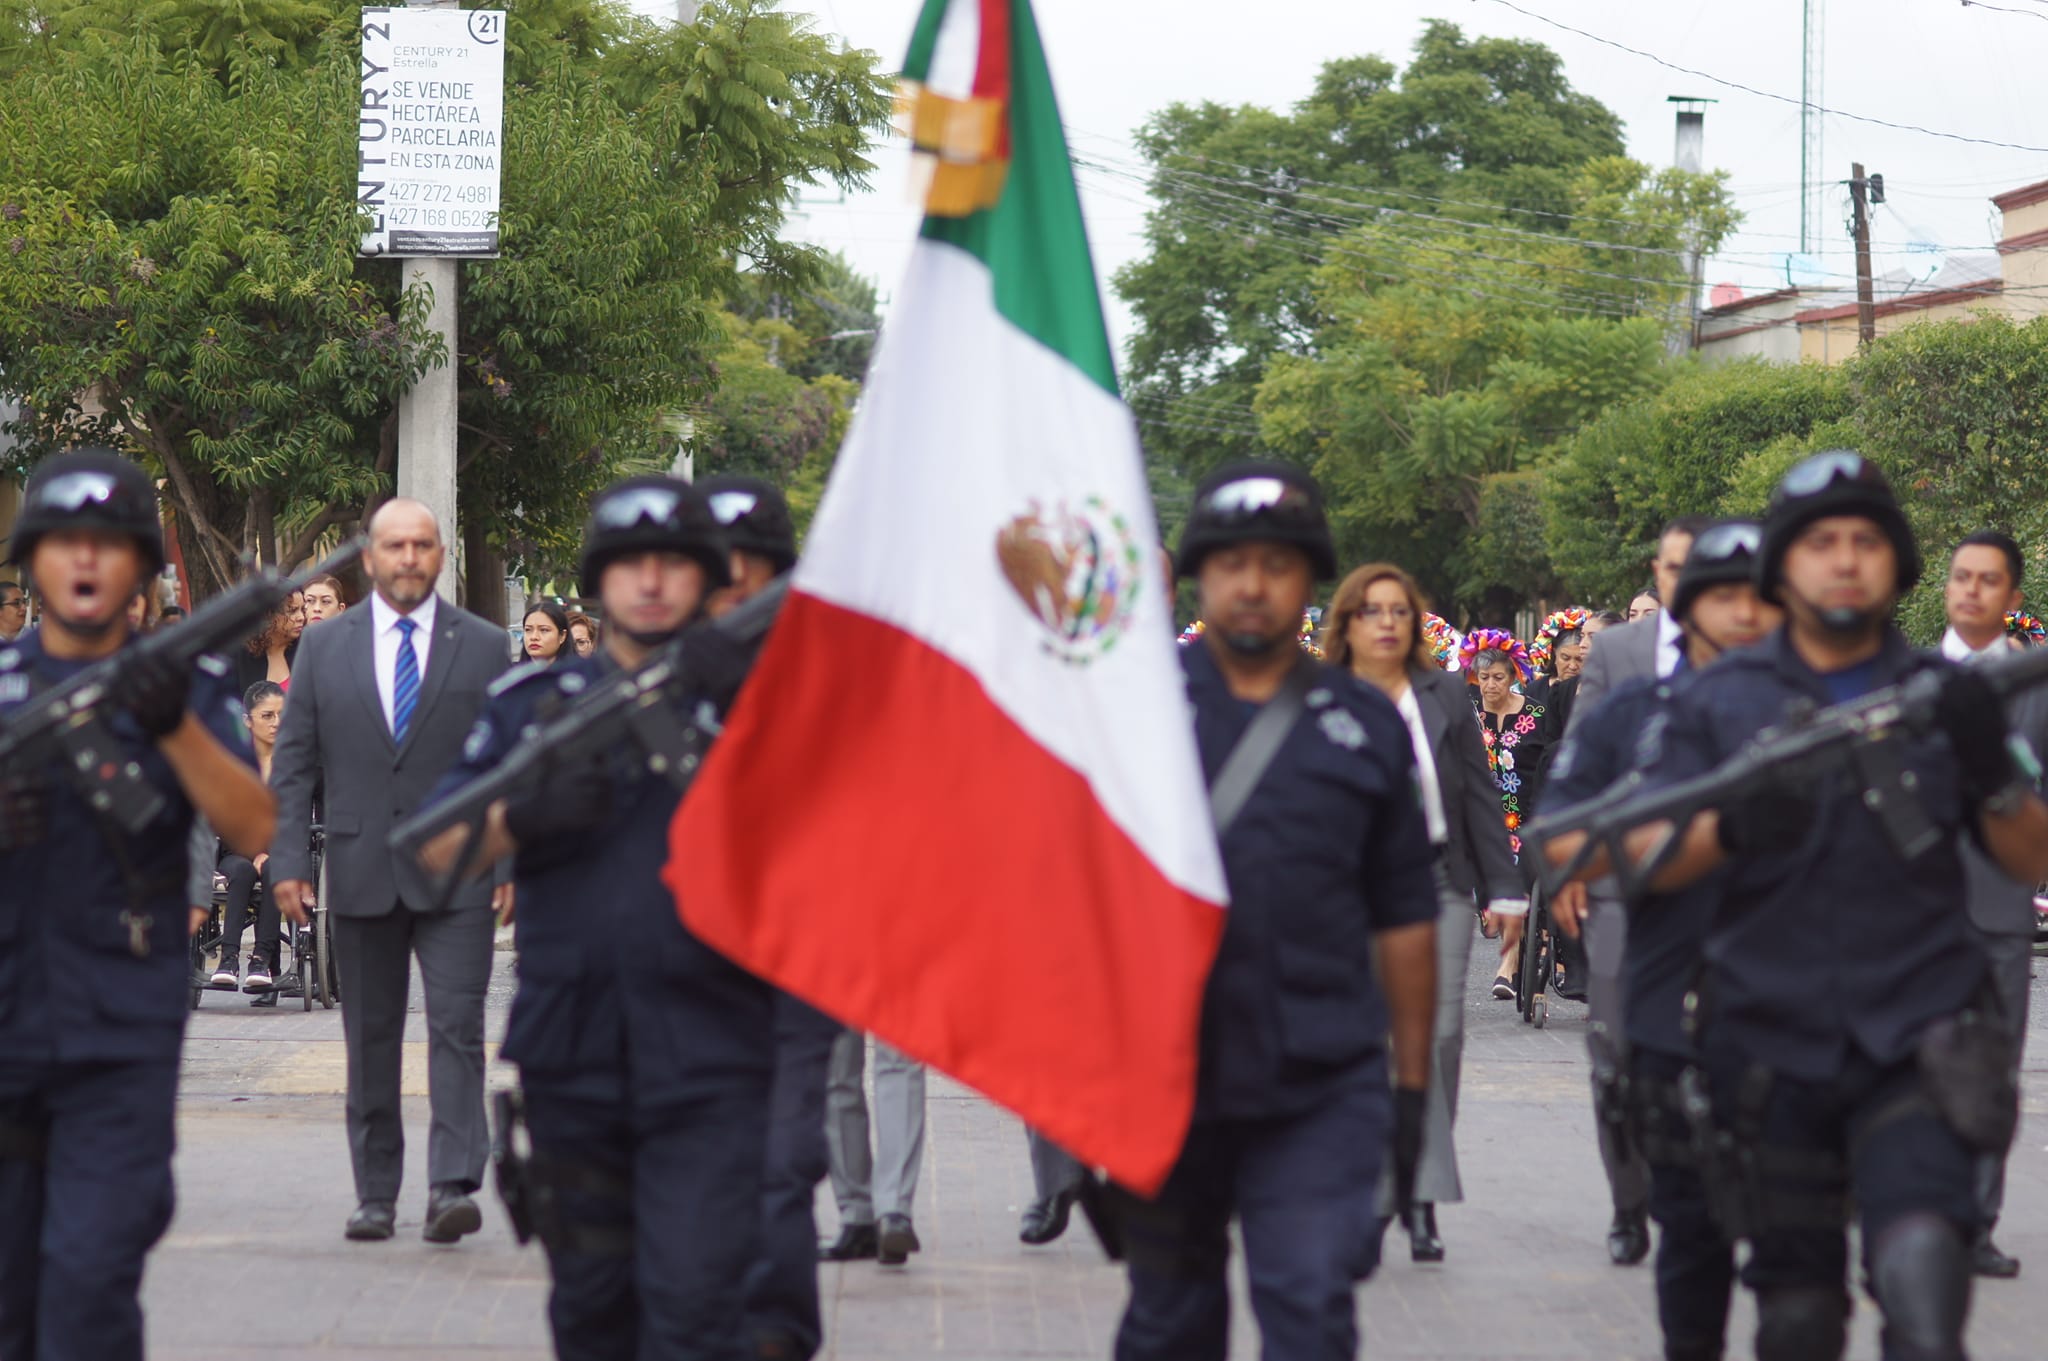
left=210, top=958, right=239, bottom=988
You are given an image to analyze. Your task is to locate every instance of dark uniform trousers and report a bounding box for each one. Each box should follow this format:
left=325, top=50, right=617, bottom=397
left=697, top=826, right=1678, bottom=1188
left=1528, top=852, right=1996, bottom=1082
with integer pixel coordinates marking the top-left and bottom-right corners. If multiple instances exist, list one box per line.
left=1700, top=1034, right=1980, bottom=1305
left=1114, top=1064, right=1388, bottom=1361
left=525, top=1077, right=769, bottom=1361
left=743, top=994, right=839, bottom=1357
left=1973, top=931, right=2031, bottom=1228
left=0, top=1059, right=180, bottom=1361
left=1631, top=1047, right=1734, bottom=1359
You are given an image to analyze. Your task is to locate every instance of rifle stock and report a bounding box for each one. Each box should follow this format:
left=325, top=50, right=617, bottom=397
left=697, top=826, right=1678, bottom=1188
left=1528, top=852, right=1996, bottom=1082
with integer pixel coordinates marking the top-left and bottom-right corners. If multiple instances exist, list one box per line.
left=0, top=539, right=366, bottom=832
left=388, top=575, right=789, bottom=906
left=1525, top=643, right=2048, bottom=899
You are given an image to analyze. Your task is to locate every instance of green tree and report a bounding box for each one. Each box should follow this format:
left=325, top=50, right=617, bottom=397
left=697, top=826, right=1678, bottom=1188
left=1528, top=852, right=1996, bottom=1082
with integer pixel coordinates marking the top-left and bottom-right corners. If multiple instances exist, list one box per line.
left=0, top=1, right=891, bottom=597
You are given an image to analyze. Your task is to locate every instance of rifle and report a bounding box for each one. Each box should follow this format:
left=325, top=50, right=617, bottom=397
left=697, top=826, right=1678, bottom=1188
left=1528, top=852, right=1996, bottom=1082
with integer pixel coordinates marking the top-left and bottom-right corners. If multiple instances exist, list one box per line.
left=0, top=540, right=365, bottom=834
left=387, top=575, right=789, bottom=909
left=1524, top=643, right=2048, bottom=901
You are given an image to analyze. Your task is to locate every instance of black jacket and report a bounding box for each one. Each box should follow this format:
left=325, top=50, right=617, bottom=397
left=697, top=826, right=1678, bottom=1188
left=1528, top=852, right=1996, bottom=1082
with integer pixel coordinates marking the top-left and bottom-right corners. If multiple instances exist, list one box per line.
left=1409, top=664, right=1524, bottom=906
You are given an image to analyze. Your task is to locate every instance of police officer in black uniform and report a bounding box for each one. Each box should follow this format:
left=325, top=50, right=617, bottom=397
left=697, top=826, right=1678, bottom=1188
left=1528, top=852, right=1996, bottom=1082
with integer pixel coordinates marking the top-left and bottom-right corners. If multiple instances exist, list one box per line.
left=1542, top=520, right=1779, bottom=1361
left=422, top=475, right=775, bottom=1361
left=699, top=473, right=835, bottom=1361
left=1636, top=453, right=2048, bottom=1361
left=1112, top=461, right=1437, bottom=1361
left=0, top=449, right=275, bottom=1361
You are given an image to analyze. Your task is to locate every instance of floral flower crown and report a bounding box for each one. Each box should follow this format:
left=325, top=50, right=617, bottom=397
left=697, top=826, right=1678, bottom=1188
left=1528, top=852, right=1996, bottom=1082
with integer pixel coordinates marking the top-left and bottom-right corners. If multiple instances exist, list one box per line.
left=2006, top=610, right=2048, bottom=647
left=1422, top=613, right=1463, bottom=670
left=1527, top=607, right=1589, bottom=672
left=1458, top=627, right=1531, bottom=681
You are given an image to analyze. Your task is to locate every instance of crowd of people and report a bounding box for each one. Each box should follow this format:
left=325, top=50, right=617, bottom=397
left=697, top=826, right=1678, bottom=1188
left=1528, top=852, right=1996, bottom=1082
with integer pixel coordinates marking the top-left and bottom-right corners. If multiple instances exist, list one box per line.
left=6, top=443, right=2048, bottom=1361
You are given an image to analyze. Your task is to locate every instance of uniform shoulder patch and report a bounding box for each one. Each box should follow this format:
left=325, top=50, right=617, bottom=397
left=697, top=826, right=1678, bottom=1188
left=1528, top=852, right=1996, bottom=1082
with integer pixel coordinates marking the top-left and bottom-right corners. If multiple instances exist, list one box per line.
left=0, top=648, right=19, bottom=673
left=1318, top=707, right=1367, bottom=751
left=487, top=660, right=551, bottom=697
left=196, top=652, right=230, bottom=678
left=462, top=716, right=495, bottom=763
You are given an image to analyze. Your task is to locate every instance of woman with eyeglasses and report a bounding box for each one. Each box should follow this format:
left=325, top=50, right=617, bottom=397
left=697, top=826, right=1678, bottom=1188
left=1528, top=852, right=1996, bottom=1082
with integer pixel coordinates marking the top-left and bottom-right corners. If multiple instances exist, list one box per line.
left=1324, top=565, right=1526, bottom=1263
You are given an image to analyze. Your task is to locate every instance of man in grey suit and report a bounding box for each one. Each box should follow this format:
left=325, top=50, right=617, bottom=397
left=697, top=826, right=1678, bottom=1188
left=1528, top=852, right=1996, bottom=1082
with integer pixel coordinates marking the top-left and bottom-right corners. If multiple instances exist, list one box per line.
left=1557, top=515, right=1701, bottom=1265
left=270, top=499, right=513, bottom=1243
left=1939, top=530, right=2047, bottom=1279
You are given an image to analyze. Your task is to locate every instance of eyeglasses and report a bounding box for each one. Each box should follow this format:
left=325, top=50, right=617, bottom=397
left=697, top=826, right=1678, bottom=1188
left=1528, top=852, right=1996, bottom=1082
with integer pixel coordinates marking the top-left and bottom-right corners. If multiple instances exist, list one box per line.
left=707, top=490, right=759, bottom=525
left=1688, top=521, right=1762, bottom=564
left=592, top=486, right=687, bottom=532
left=1778, top=450, right=1876, bottom=499
left=1200, top=476, right=1313, bottom=521
left=1354, top=605, right=1414, bottom=623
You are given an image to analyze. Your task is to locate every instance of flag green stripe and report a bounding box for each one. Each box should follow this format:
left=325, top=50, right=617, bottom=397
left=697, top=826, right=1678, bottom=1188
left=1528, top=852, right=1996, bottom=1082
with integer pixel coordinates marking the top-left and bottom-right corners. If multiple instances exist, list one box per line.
left=901, top=0, right=951, bottom=82
left=918, top=0, right=1118, bottom=397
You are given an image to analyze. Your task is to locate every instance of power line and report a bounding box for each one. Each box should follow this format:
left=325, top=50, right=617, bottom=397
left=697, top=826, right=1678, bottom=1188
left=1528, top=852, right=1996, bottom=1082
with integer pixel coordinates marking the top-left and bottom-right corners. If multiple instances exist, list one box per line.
left=1959, top=0, right=2048, bottom=22
left=1477, top=0, right=2048, bottom=155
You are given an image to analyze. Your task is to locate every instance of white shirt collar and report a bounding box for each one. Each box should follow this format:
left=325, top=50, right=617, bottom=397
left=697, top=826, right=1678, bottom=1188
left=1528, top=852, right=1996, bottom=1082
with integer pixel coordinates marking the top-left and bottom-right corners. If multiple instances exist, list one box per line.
left=370, top=589, right=437, bottom=637
left=1655, top=609, right=1684, bottom=677
left=1940, top=625, right=2006, bottom=662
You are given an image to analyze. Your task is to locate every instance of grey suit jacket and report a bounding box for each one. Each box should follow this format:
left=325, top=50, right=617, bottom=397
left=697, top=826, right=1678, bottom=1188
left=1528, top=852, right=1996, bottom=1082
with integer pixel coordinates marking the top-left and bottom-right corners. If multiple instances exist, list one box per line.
left=268, top=595, right=510, bottom=917
left=1570, top=612, right=1661, bottom=730
left=1409, top=664, right=1524, bottom=904
left=1963, top=677, right=2048, bottom=937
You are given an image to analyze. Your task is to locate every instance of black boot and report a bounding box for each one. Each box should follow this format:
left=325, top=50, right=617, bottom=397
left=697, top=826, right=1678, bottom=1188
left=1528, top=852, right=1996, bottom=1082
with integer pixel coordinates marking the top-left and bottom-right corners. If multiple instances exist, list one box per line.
left=1404, top=1202, right=1444, bottom=1263
left=1608, top=1206, right=1650, bottom=1266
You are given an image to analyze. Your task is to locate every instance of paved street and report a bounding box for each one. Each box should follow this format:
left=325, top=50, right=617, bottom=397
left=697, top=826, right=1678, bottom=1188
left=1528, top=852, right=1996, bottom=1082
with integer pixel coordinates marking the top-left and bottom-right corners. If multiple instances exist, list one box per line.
left=149, top=921, right=2048, bottom=1359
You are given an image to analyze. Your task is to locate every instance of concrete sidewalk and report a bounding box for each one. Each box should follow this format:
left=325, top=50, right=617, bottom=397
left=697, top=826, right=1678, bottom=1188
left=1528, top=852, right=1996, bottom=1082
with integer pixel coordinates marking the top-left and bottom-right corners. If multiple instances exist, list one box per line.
left=147, top=924, right=2048, bottom=1358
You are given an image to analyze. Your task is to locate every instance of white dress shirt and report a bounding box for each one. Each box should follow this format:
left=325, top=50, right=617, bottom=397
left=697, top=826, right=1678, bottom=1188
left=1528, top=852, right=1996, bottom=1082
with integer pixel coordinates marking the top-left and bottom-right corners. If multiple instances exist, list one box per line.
left=371, top=591, right=438, bottom=735
left=1393, top=686, right=1450, bottom=845
left=1656, top=609, right=1684, bottom=679
left=1940, top=625, right=2008, bottom=664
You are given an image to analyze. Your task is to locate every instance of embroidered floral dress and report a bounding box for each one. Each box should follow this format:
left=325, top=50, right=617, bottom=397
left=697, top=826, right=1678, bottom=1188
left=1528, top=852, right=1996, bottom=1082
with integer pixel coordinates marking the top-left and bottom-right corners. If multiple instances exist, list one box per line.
left=1475, top=700, right=1548, bottom=857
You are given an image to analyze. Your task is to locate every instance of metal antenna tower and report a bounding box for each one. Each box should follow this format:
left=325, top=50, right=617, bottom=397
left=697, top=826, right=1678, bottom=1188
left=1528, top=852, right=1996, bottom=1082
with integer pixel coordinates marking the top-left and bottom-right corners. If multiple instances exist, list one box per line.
left=1801, top=0, right=1825, bottom=254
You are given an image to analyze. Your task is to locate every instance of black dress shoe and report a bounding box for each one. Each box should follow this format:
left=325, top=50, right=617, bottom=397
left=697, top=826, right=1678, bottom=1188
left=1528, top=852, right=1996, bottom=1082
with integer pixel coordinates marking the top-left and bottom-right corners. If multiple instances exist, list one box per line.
left=819, top=1222, right=878, bottom=1261
left=1974, top=1234, right=2022, bottom=1278
left=1608, top=1207, right=1650, bottom=1266
left=1019, top=1187, right=1078, bottom=1245
left=1404, top=1202, right=1445, bottom=1263
left=876, top=1213, right=920, bottom=1266
left=345, top=1202, right=396, bottom=1241
left=423, top=1186, right=483, bottom=1244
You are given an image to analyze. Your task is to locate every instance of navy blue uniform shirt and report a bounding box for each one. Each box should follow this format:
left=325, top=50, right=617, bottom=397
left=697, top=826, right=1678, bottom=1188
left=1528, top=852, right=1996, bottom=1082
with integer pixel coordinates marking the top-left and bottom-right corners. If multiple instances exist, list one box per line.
left=1642, top=627, right=1986, bottom=1079
left=1182, top=644, right=1438, bottom=1120
left=427, top=653, right=774, bottom=1107
left=1542, top=673, right=1719, bottom=1058
left=0, top=632, right=252, bottom=1063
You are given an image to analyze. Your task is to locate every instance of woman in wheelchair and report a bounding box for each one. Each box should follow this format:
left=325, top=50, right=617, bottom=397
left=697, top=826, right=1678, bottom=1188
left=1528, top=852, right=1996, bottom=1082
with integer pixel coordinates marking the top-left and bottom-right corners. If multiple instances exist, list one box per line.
left=211, top=681, right=285, bottom=992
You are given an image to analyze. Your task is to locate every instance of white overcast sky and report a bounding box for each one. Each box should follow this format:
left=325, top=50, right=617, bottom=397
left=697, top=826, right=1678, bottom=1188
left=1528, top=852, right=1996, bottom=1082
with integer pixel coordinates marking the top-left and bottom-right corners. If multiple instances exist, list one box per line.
left=631, top=0, right=2048, bottom=357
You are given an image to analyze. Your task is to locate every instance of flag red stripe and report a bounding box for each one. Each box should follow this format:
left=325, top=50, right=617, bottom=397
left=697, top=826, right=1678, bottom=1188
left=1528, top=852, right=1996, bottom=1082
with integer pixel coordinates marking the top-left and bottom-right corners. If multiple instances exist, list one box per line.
left=667, top=592, right=1223, bottom=1194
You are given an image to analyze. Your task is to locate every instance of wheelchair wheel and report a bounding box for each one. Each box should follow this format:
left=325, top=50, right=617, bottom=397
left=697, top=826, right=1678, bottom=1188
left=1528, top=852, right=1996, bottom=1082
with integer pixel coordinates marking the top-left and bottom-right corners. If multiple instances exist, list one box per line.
left=295, top=920, right=313, bottom=1013
left=1518, top=888, right=1551, bottom=1026
left=313, top=905, right=336, bottom=1009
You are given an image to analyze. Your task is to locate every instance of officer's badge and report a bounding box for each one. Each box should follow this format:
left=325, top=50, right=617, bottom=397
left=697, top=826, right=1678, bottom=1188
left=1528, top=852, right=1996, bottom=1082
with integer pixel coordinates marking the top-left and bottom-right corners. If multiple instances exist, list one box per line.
left=463, top=718, right=493, bottom=762
left=995, top=496, right=1143, bottom=667
left=1318, top=708, right=1366, bottom=751
left=558, top=672, right=587, bottom=695
left=196, top=653, right=229, bottom=678
left=1306, top=687, right=1334, bottom=709
left=0, top=648, right=18, bottom=672
left=0, top=673, right=24, bottom=704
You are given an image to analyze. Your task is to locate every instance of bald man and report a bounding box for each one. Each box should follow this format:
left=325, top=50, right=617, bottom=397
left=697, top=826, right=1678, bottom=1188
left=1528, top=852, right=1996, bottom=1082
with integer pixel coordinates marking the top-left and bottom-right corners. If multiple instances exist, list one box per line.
left=269, top=500, right=515, bottom=1243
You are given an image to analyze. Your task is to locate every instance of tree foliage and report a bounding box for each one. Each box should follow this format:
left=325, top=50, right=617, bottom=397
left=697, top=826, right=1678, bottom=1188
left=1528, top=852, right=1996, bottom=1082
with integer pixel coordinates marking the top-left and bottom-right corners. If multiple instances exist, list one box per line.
left=0, top=0, right=891, bottom=596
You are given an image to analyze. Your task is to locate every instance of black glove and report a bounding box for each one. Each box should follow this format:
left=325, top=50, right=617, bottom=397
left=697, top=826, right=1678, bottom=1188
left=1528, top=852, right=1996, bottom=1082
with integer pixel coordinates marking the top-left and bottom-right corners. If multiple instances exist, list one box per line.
left=678, top=618, right=756, bottom=711
left=112, top=649, right=191, bottom=739
left=502, top=760, right=614, bottom=848
left=0, top=775, right=49, bottom=851
left=1932, top=666, right=2021, bottom=805
left=1714, top=779, right=1816, bottom=858
left=1391, top=1085, right=1426, bottom=1219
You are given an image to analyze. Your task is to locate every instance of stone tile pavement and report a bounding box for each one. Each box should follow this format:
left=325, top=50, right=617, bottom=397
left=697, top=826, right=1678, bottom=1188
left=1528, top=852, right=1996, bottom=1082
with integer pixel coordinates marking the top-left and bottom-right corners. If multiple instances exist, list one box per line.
left=146, top=923, right=2048, bottom=1358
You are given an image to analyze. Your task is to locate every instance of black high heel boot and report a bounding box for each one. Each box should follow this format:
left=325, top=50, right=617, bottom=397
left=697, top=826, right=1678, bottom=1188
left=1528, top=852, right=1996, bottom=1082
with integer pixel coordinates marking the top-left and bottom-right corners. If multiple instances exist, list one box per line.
left=1405, top=1203, right=1445, bottom=1263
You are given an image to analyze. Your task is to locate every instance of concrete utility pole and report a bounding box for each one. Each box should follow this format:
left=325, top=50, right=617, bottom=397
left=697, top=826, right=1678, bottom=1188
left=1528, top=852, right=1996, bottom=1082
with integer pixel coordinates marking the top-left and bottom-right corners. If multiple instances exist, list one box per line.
left=1849, top=162, right=1878, bottom=349
left=395, top=0, right=463, bottom=604
left=1668, top=97, right=1713, bottom=356
left=1801, top=0, right=1826, bottom=255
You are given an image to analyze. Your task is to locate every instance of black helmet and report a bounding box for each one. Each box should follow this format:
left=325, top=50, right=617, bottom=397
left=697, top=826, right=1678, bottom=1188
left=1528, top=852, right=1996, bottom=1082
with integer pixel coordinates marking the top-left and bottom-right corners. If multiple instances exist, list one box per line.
left=577, top=475, right=731, bottom=597
left=1670, top=519, right=1763, bottom=622
left=9, top=448, right=164, bottom=573
left=1755, top=450, right=1921, bottom=605
left=698, top=474, right=796, bottom=573
left=1176, top=460, right=1338, bottom=581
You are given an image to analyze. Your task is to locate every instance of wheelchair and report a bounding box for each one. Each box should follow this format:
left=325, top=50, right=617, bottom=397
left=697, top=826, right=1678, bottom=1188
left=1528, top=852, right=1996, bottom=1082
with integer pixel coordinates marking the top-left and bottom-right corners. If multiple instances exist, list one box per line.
left=189, top=824, right=335, bottom=1013
left=1514, top=879, right=1556, bottom=1030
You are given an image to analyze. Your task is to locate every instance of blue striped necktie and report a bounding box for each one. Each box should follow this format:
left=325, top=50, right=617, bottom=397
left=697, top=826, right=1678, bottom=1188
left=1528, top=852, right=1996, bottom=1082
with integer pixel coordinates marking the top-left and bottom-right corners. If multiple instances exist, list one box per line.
left=392, top=616, right=420, bottom=744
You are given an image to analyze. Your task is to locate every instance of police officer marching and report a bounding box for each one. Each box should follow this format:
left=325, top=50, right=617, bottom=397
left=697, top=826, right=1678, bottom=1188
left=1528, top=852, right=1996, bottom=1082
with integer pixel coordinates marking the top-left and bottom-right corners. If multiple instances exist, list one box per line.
left=1625, top=452, right=2048, bottom=1361
left=417, top=475, right=776, bottom=1361
left=0, top=449, right=276, bottom=1361
left=1109, top=461, right=1438, bottom=1361
left=1542, top=519, right=1780, bottom=1361
left=700, top=472, right=839, bottom=1360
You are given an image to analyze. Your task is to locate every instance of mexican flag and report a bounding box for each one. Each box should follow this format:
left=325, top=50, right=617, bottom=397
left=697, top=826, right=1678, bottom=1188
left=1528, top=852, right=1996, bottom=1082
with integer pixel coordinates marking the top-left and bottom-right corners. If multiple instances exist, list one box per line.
left=664, top=0, right=1227, bottom=1193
